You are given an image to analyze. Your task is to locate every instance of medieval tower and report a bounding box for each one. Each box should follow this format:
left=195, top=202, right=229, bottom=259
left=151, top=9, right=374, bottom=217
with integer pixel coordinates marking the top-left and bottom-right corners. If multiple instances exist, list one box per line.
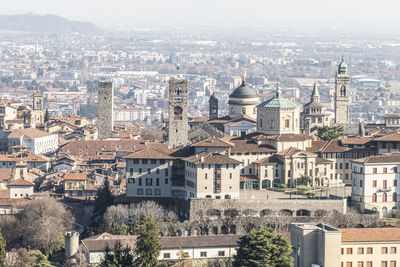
left=168, top=77, right=189, bottom=148
left=334, top=57, right=350, bottom=123
left=98, top=81, right=114, bottom=139
left=31, top=90, right=44, bottom=127
left=209, top=92, right=218, bottom=120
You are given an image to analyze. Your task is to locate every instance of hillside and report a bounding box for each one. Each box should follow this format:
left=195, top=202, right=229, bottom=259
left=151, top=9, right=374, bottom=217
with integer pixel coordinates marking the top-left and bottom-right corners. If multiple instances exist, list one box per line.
left=0, top=13, right=101, bottom=34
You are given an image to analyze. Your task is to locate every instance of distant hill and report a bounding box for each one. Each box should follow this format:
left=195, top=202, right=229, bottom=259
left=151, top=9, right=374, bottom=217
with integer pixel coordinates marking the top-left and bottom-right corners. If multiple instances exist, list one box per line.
left=0, top=13, right=101, bottom=34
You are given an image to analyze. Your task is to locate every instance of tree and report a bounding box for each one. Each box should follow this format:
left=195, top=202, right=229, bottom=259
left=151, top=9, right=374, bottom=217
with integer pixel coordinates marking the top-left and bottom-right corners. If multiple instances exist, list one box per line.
left=233, top=226, right=293, bottom=267
left=316, top=125, right=344, bottom=141
left=44, top=108, right=50, bottom=123
left=172, top=248, right=191, bottom=267
left=5, top=248, right=53, bottom=267
left=0, top=231, right=5, bottom=267
left=16, top=198, right=73, bottom=256
left=93, top=177, right=115, bottom=222
left=100, top=240, right=134, bottom=267
left=134, top=216, right=161, bottom=267
left=103, top=205, right=130, bottom=235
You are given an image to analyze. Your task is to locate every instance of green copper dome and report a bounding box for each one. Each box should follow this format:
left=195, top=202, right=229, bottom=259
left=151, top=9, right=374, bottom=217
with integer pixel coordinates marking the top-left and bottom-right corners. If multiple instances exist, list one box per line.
left=257, top=85, right=299, bottom=109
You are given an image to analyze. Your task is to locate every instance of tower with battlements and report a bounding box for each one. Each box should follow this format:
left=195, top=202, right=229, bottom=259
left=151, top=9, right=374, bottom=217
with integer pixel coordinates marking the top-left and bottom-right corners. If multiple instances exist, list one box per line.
left=98, top=81, right=114, bottom=139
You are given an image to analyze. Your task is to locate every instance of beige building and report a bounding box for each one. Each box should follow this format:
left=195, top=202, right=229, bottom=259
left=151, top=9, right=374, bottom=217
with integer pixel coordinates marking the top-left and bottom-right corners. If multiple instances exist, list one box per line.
left=228, top=76, right=259, bottom=119
left=291, top=223, right=400, bottom=267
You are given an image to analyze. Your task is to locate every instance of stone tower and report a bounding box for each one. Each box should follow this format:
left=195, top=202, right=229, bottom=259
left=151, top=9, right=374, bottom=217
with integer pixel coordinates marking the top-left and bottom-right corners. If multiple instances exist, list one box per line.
left=209, top=93, right=218, bottom=120
left=98, top=81, right=114, bottom=139
left=64, top=231, right=79, bottom=259
left=31, top=90, right=44, bottom=127
left=301, top=82, right=330, bottom=134
left=168, top=77, right=188, bottom=148
left=334, top=57, right=350, bottom=123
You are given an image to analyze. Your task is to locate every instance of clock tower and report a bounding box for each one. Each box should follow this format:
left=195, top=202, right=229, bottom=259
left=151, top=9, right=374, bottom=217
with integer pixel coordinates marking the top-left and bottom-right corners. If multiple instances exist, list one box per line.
left=168, top=77, right=189, bottom=148
left=335, top=57, right=350, bottom=124
left=31, top=90, right=44, bottom=127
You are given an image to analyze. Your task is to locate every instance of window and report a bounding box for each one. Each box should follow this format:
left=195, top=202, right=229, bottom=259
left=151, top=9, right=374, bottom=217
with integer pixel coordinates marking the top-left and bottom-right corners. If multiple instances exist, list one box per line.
left=155, top=189, right=161, bottom=195
left=360, top=180, right=363, bottom=187
left=346, top=248, right=353, bottom=254
left=146, top=178, right=152, bottom=186
left=145, top=189, right=152, bottom=195
left=367, top=262, right=372, bottom=267
left=382, top=261, right=387, bottom=267
left=165, top=178, right=169, bottom=184
left=382, top=247, right=388, bottom=254
left=139, top=178, right=142, bottom=186
left=341, top=248, right=344, bottom=255
left=358, top=262, right=364, bottom=267
left=393, top=193, right=397, bottom=202
left=160, top=159, right=165, bottom=164
left=346, top=262, right=353, bottom=267
left=384, top=168, right=388, bottom=173
left=373, top=180, right=377, bottom=187
left=395, top=180, right=398, bottom=187
left=230, top=173, right=232, bottom=179
left=372, top=193, right=377, bottom=202
left=383, top=193, right=387, bottom=202
left=200, top=252, right=207, bottom=257
left=137, top=188, right=143, bottom=195
left=139, top=168, right=142, bottom=174
left=340, top=163, right=343, bottom=169
left=151, top=159, right=156, bottom=164
left=390, top=261, right=396, bottom=267
left=165, top=169, right=169, bottom=176
left=148, top=168, right=151, bottom=174
left=156, top=178, right=159, bottom=186
left=156, top=169, right=160, bottom=174
left=384, top=180, right=387, bottom=189
left=130, top=168, right=133, bottom=176
left=390, top=247, right=397, bottom=254
left=284, top=119, right=290, bottom=128
left=367, top=247, right=373, bottom=254
left=346, top=163, right=349, bottom=169
left=218, top=251, right=225, bottom=257
left=373, top=168, right=377, bottom=174
left=357, top=247, right=364, bottom=254
left=142, top=159, right=148, bottom=164
left=128, top=178, right=134, bottom=183
left=163, top=253, right=170, bottom=259
left=394, top=167, right=398, bottom=173
left=205, top=173, right=208, bottom=179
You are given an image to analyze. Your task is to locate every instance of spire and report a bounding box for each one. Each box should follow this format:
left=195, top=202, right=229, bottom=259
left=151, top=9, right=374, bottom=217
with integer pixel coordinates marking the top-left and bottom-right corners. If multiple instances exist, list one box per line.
left=275, top=83, right=282, bottom=97
left=242, top=71, right=246, bottom=85
left=311, top=81, right=320, bottom=102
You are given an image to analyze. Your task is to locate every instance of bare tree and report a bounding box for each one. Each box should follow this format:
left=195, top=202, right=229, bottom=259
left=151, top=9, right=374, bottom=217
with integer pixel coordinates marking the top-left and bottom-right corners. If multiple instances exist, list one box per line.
left=16, top=198, right=73, bottom=256
left=103, top=205, right=130, bottom=235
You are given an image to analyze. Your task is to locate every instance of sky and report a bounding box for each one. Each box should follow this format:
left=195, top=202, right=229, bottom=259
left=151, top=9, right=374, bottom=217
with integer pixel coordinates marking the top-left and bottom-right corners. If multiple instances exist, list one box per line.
left=1, top=0, right=400, bottom=29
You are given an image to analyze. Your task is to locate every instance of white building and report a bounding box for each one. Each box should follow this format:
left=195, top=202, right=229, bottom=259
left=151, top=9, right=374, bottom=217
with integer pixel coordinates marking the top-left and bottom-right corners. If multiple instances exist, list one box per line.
left=351, top=152, right=399, bottom=217
left=8, top=178, right=34, bottom=198
left=7, top=128, right=58, bottom=154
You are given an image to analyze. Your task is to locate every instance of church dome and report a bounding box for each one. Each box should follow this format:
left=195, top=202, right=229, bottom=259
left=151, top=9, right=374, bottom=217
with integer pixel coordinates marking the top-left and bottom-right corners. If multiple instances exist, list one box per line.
left=229, top=81, right=258, bottom=99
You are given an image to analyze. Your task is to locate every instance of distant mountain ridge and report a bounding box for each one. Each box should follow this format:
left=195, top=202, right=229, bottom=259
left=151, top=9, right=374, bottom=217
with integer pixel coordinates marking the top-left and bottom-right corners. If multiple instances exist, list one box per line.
left=0, top=13, right=101, bottom=33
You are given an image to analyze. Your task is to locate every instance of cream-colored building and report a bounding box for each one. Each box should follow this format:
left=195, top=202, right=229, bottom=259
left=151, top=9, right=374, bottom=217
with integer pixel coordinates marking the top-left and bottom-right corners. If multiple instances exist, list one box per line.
left=291, top=223, right=400, bottom=267
left=8, top=178, right=34, bottom=198
left=351, top=153, right=400, bottom=217
left=257, top=85, right=300, bottom=135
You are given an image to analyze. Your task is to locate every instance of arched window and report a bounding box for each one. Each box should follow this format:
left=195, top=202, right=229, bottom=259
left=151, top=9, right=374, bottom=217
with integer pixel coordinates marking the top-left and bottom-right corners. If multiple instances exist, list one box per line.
left=372, top=193, right=377, bottom=203
left=382, top=193, right=387, bottom=202
left=393, top=193, right=397, bottom=202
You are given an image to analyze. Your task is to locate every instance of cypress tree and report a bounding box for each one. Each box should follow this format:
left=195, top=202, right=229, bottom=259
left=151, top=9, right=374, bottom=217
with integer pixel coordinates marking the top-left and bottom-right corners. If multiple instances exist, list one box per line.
left=135, top=216, right=161, bottom=267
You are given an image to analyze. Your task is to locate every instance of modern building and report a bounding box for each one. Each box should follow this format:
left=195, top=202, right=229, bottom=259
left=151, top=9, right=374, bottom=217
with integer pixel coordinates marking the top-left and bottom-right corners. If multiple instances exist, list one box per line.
left=291, top=223, right=400, bottom=267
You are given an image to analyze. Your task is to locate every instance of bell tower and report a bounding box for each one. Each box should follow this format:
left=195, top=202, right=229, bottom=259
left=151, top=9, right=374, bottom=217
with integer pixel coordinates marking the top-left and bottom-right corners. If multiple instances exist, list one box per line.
left=334, top=56, right=350, bottom=123
left=31, top=90, right=44, bottom=127
left=168, top=77, right=189, bottom=148
left=209, top=92, right=218, bottom=120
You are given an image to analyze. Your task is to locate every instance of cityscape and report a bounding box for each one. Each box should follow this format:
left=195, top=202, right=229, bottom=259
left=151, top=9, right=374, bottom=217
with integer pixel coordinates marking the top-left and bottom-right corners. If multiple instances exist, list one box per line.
left=0, top=1, right=400, bottom=266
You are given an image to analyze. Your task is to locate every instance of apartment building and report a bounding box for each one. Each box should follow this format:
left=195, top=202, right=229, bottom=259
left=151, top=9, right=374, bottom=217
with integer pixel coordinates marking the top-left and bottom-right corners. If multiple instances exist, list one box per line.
left=351, top=153, right=399, bottom=217
left=291, top=223, right=400, bottom=267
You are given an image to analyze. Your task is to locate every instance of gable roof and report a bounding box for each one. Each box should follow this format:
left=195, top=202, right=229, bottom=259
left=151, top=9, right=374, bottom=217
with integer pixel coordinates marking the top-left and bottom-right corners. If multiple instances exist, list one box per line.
left=124, top=146, right=175, bottom=160
left=352, top=152, right=400, bottom=164
left=8, top=178, right=34, bottom=187
left=191, top=137, right=234, bottom=148
left=64, top=173, right=87, bottom=181
left=8, top=128, right=52, bottom=139
left=184, top=152, right=240, bottom=165
left=374, top=132, right=400, bottom=142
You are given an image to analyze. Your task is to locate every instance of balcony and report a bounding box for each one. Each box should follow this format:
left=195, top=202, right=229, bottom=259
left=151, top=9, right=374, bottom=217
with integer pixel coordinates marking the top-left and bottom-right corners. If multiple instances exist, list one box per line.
left=377, top=187, right=392, bottom=193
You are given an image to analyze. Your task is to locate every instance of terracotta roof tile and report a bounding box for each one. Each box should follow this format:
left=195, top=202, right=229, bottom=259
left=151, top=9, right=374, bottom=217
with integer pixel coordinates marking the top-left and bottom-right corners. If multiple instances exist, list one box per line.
left=374, top=132, right=400, bottom=142
left=7, top=178, right=34, bottom=187
left=184, top=152, right=240, bottom=165
left=192, top=137, right=234, bottom=147
left=341, top=137, right=372, bottom=145
left=341, top=228, right=400, bottom=242
left=230, top=140, right=276, bottom=153
left=124, top=146, right=175, bottom=160
left=64, top=173, right=87, bottom=181
left=352, top=152, right=400, bottom=164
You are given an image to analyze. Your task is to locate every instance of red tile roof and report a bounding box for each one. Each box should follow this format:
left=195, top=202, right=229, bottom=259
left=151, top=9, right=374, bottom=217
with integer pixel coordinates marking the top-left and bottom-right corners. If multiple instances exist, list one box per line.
left=184, top=152, right=240, bottom=165
left=7, top=178, right=34, bottom=187
left=341, top=228, right=400, bottom=242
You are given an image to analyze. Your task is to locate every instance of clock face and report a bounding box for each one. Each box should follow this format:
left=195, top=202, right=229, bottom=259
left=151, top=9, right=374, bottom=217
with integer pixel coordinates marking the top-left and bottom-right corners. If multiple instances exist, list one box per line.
left=173, top=87, right=183, bottom=102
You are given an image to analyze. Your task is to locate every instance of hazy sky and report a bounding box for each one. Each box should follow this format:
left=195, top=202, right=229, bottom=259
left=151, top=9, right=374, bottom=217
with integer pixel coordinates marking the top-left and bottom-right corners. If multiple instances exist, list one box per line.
left=2, top=0, right=400, bottom=28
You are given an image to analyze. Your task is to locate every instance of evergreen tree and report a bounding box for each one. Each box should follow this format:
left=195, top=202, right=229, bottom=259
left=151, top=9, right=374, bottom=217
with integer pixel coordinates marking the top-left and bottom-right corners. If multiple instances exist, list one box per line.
left=100, top=240, right=134, bottom=267
left=44, top=108, right=50, bottom=122
left=0, top=231, right=5, bottom=267
left=93, top=177, right=114, bottom=222
left=233, top=226, right=293, bottom=267
left=135, top=216, right=161, bottom=267
left=316, top=125, right=344, bottom=141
